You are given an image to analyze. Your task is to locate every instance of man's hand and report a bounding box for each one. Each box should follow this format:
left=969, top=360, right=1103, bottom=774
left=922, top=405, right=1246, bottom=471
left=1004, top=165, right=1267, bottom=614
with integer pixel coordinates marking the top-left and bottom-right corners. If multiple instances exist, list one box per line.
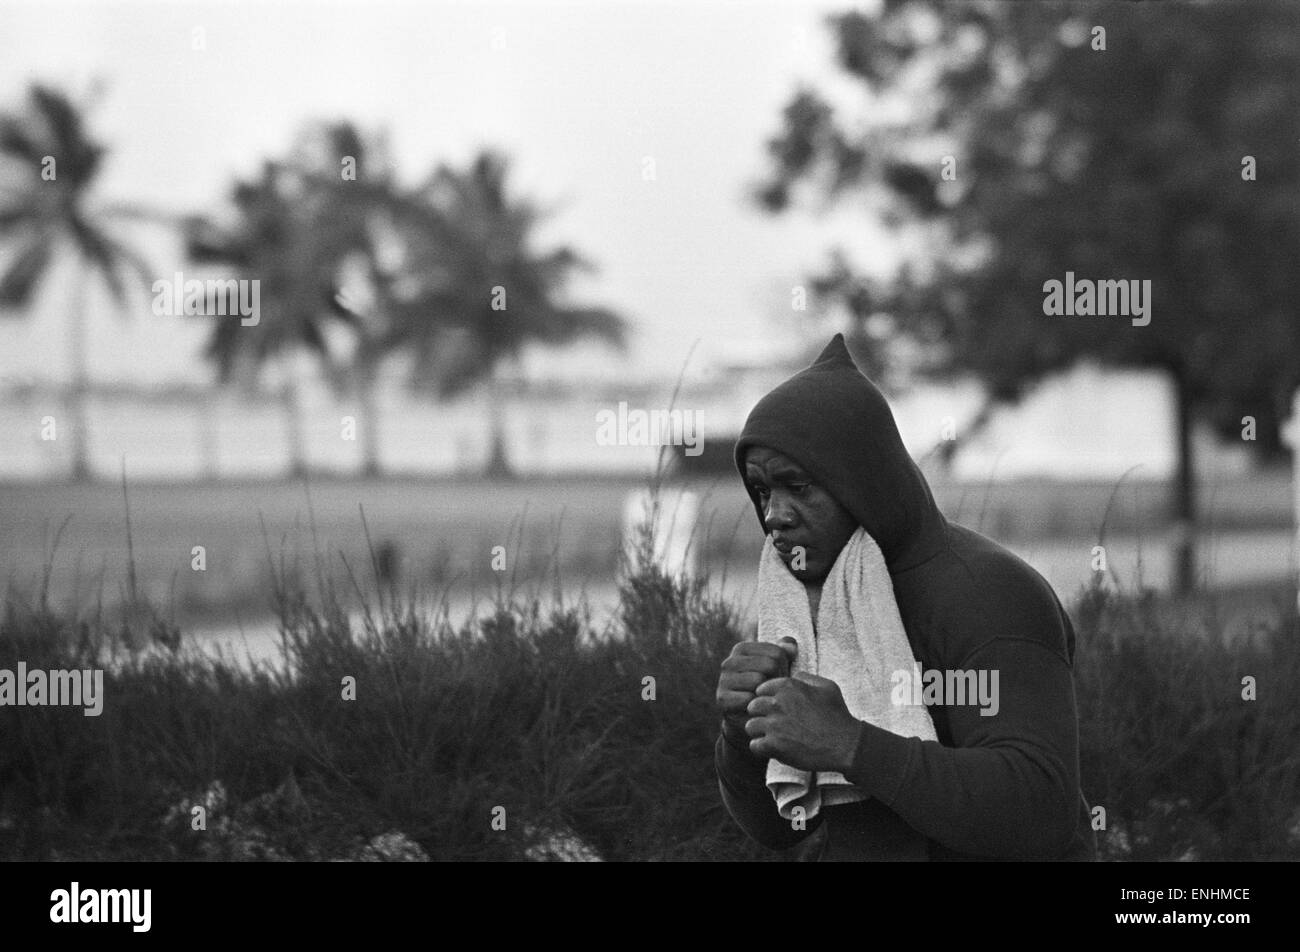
left=745, top=673, right=863, bottom=773
left=717, top=638, right=798, bottom=743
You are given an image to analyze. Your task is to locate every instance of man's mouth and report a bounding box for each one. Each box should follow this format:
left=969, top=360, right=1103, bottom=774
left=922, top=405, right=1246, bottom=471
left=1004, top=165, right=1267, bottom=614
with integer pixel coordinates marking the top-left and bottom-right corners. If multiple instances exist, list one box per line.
left=772, top=538, right=800, bottom=556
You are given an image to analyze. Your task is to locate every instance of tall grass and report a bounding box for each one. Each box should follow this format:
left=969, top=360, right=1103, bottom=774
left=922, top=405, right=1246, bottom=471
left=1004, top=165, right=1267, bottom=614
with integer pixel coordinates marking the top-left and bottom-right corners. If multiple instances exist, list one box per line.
left=1, top=499, right=1297, bottom=861
left=0, top=499, right=768, bottom=861
left=1072, top=576, right=1300, bottom=860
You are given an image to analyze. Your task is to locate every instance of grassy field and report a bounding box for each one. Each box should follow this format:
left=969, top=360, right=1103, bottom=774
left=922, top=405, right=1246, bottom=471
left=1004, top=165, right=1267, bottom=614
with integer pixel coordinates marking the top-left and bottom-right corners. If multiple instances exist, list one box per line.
left=0, top=470, right=1292, bottom=631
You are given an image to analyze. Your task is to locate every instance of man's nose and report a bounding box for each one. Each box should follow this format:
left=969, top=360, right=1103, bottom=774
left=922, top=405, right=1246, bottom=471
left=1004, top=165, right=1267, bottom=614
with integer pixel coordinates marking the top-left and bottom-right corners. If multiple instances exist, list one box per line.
left=764, top=493, right=796, bottom=529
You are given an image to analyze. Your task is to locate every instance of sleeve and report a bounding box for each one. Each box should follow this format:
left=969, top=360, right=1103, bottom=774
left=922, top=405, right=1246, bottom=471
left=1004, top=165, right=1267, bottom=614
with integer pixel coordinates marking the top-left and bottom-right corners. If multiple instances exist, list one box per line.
left=841, top=637, right=1082, bottom=859
left=715, top=718, right=822, bottom=851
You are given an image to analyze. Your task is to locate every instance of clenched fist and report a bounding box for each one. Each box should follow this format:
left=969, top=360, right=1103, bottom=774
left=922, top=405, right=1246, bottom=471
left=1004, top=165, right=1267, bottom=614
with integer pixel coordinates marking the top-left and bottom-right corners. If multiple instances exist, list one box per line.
left=716, top=638, right=797, bottom=742
left=744, top=673, right=863, bottom=773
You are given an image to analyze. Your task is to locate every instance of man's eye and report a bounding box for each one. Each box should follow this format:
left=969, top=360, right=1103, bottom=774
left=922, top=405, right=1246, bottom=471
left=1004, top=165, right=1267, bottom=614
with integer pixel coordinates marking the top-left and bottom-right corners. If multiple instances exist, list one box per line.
left=789, top=483, right=810, bottom=494
left=752, top=485, right=770, bottom=498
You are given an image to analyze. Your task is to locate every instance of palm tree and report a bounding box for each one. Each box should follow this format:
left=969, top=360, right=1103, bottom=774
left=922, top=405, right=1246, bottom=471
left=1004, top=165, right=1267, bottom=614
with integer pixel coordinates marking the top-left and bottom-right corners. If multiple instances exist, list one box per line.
left=0, top=84, right=158, bottom=480
left=186, top=123, right=390, bottom=477
left=299, top=122, right=405, bottom=478
left=186, top=165, right=312, bottom=477
left=387, top=149, right=627, bottom=477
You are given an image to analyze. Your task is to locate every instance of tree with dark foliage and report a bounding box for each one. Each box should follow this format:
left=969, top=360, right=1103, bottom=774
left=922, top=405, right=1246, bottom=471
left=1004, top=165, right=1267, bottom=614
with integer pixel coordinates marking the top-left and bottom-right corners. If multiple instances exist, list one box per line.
left=756, top=0, right=1300, bottom=592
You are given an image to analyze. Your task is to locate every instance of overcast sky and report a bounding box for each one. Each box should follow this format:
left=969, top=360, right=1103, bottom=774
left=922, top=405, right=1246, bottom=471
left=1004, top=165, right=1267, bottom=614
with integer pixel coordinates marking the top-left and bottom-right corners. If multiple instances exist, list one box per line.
left=0, top=0, right=906, bottom=387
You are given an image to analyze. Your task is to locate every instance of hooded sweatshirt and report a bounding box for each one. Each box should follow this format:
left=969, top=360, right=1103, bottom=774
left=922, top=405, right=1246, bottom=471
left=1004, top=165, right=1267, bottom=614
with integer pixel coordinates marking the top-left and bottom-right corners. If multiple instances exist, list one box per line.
left=717, top=333, right=1097, bottom=861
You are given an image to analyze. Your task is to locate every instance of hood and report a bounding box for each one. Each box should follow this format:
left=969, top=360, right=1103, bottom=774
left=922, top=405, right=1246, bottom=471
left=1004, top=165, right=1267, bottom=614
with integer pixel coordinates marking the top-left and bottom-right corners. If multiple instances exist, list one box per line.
left=734, top=333, right=948, bottom=573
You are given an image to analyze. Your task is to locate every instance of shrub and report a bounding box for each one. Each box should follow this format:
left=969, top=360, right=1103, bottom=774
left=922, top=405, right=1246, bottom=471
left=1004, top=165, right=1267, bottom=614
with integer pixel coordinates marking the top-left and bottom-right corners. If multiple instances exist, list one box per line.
left=1, top=518, right=1295, bottom=861
left=0, top=518, right=766, bottom=861
left=1072, top=578, right=1300, bottom=860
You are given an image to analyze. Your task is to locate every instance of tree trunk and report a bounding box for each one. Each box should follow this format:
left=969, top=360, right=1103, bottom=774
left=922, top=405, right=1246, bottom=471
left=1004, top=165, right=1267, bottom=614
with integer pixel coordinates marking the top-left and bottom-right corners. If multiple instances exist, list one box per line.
left=484, top=361, right=513, bottom=479
left=1172, top=370, right=1197, bottom=594
left=358, top=357, right=382, bottom=479
left=283, top=372, right=308, bottom=479
left=67, top=262, right=91, bottom=482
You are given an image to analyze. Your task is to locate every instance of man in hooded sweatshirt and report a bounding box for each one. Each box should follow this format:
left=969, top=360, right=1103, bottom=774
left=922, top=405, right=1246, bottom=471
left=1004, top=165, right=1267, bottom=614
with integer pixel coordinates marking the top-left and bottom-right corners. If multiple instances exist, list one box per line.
left=715, top=334, right=1097, bottom=861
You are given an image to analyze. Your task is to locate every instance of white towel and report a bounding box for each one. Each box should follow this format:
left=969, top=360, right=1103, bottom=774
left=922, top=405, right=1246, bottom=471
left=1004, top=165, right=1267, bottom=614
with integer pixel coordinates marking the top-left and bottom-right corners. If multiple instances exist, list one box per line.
left=757, top=527, right=937, bottom=821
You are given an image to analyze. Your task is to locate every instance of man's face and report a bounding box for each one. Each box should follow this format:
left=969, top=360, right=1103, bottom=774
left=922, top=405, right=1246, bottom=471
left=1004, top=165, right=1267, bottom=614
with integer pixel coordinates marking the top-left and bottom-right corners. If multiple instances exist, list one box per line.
left=743, top=445, right=858, bottom=583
